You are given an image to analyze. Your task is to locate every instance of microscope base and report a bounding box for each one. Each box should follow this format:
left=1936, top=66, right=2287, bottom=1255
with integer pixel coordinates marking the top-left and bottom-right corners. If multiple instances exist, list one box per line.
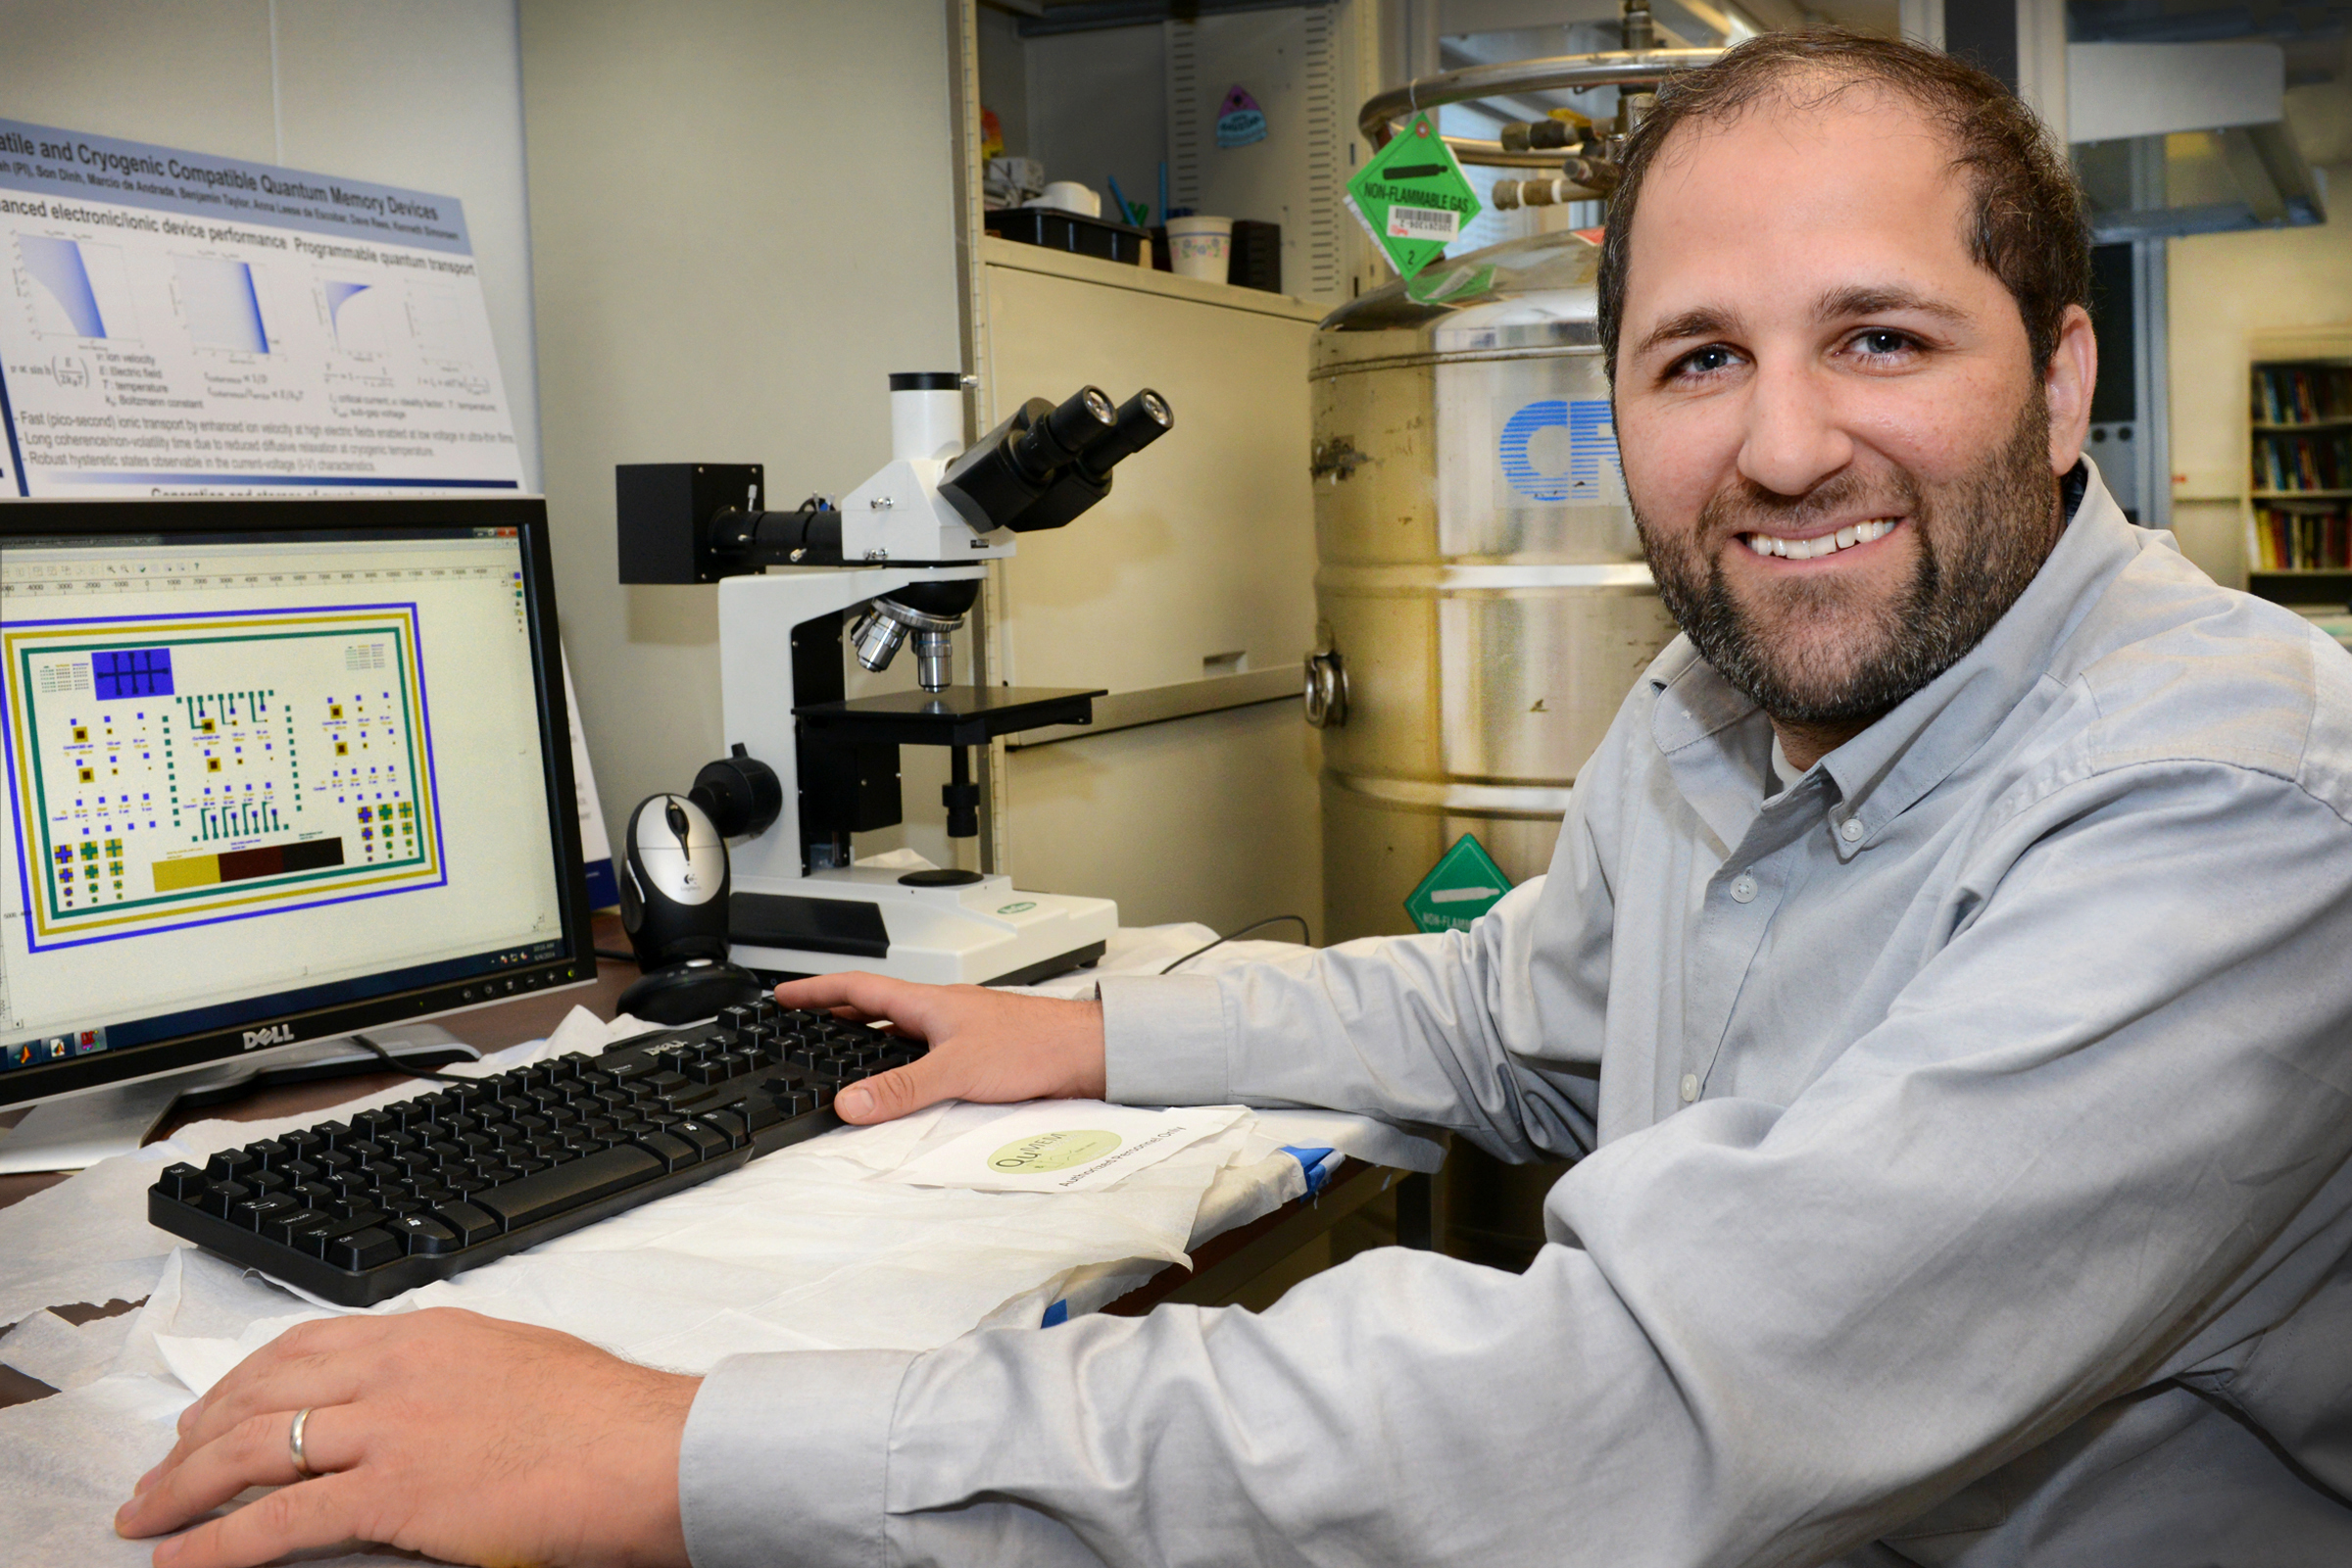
left=728, top=867, right=1116, bottom=987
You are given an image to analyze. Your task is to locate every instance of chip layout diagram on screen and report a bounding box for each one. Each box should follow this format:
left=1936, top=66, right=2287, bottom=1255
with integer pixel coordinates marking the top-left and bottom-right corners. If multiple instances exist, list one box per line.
left=0, top=529, right=563, bottom=1053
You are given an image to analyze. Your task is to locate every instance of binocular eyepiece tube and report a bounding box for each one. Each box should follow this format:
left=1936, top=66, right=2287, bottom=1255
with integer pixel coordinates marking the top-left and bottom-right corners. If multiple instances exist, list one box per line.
left=940, top=382, right=1175, bottom=535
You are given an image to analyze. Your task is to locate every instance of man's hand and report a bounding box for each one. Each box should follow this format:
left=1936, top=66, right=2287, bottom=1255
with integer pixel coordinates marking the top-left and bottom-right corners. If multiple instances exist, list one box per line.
left=774, top=972, right=1106, bottom=1124
left=115, top=1308, right=695, bottom=1568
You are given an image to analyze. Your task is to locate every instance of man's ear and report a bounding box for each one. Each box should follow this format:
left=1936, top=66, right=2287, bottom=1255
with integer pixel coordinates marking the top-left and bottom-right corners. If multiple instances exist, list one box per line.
left=2043, top=303, right=2096, bottom=475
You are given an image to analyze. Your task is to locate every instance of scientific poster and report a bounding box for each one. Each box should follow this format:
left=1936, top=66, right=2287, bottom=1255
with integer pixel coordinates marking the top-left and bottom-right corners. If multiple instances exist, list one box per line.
left=0, top=119, right=523, bottom=497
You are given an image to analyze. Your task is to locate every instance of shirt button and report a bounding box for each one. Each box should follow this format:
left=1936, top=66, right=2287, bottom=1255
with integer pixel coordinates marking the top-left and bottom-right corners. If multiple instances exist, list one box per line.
left=1680, top=1073, right=1699, bottom=1102
left=1730, top=873, right=1757, bottom=903
left=1839, top=817, right=1864, bottom=843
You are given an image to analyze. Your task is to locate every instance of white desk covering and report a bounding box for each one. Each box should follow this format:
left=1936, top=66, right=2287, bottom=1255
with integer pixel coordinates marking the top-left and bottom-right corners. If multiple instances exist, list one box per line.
left=0, top=924, right=1442, bottom=1566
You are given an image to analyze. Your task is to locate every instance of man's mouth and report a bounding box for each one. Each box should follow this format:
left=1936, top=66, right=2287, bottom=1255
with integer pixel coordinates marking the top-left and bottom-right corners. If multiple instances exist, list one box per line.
left=1739, top=518, right=1900, bottom=561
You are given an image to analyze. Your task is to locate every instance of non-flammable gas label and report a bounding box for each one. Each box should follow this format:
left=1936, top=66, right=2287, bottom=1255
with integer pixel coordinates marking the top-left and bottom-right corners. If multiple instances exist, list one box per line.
left=1345, top=113, right=1482, bottom=282
left=1404, top=832, right=1512, bottom=933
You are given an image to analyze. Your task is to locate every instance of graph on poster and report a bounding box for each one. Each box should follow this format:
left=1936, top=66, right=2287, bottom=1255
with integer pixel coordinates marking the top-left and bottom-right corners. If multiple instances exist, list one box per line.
left=1, top=606, right=446, bottom=951
left=0, top=116, right=523, bottom=496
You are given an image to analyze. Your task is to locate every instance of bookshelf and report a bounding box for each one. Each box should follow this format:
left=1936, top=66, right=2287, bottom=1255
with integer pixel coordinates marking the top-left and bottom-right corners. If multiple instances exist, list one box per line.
left=2244, top=331, right=2352, bottom=607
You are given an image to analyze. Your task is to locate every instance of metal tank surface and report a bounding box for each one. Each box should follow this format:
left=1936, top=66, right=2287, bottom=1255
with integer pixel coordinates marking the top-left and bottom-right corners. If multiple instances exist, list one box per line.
left=1306, top=228, right=1680, bottom=947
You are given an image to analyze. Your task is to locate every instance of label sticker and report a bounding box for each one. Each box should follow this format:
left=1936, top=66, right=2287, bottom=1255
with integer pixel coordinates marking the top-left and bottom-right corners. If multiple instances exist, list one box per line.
left=1344, top=113, right=1482, bottom=282
left=1404, top=833, right=1512, bottom=933
left=1385, top=205, right=1461, bottom=241
left=1216, top=85, right=1268, bottom=149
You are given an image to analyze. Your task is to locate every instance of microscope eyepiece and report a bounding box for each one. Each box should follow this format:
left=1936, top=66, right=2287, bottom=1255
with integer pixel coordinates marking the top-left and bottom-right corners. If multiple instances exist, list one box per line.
left=1077, top=388, right=1174, bottom=480
left=1010, top=385, right=1117, bottom=480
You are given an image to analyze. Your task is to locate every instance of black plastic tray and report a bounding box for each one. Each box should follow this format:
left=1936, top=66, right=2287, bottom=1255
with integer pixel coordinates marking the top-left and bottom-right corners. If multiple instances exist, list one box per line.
left=985, top=206, right=1150, bottom=266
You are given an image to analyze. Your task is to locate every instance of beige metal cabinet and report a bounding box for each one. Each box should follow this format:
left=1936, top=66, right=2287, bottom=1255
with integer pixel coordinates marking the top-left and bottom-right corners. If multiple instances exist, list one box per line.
left=974, top=238, right=1326, bottom=935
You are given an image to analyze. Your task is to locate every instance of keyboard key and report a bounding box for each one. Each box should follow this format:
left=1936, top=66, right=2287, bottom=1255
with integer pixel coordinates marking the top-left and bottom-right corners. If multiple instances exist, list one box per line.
left=157, top=1162, right=205, bottom=1200
left=432, top=1201, right=500, bottom=1245
left=702, top=1109, right=748, bottom=1148
left=671, top=1119, right=729, bottom=1157
left=741, top=1097, right=784, bottom=1131
left=247, top=1168, right=292, bottom=1194
left=391, top=1214, right=462, bottom=1255
left=313, top=1119, right=356, bottom=1149
left=262, top=1205, right=330, bottom=1246
left=248, top=1138, right=294, bottom=1168
left=199, top=1180, right=253, bottom=1218
left=326, top=1226, right=403, bottom=1270
left=476, top=1144, right=663, bottom=1229
left=232, top=1193, right=303, bottom=1231
left=204, top=1150, right=258, bottom=1183
left=284, top=1213, right=343, bottom=1256
left=630, top=1129, right=700, bottom=1172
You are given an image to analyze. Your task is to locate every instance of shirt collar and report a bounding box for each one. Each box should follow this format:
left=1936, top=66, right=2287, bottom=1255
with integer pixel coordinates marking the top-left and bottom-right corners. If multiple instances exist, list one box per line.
left=1649, top=460, right=2139, bottom=850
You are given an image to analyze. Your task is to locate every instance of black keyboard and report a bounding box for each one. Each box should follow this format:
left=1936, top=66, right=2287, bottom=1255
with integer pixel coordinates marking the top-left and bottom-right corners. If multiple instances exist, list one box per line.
left=148, top=1001, right=923, bottom=1306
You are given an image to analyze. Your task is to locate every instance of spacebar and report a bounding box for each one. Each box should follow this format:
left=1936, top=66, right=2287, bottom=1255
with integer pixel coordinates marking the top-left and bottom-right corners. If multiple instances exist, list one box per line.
left=475, top=1147, right=664, bottom=1230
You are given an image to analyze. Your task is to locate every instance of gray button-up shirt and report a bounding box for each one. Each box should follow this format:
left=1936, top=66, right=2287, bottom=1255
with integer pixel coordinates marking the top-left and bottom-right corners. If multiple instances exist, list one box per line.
left=681, top=470, right=2352, bottom=1566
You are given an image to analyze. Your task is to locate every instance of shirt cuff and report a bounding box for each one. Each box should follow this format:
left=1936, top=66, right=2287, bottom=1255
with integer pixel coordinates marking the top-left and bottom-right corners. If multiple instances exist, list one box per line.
left=1100, top=972, right=1228, bottom=1105
left=678, top=1348, right=916, bottom=1568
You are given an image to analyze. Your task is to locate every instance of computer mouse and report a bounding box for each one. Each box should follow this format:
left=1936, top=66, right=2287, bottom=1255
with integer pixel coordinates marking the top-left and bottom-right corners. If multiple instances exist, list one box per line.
left=620, top=793, right=727, bottom=962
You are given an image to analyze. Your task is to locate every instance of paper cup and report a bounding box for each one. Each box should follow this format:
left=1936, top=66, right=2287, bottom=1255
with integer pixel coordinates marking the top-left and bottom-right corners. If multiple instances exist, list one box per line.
left=1166, top=216, right=1233, bottom=281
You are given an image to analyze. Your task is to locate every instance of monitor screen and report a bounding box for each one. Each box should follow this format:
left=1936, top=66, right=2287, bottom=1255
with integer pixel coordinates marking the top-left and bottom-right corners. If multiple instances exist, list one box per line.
left=0, top=498, right=592, bottom=1107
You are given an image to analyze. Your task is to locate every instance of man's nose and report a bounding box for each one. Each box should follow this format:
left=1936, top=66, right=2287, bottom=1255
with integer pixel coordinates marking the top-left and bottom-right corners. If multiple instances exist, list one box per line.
left=1736, top=360, right=1852, bottom=499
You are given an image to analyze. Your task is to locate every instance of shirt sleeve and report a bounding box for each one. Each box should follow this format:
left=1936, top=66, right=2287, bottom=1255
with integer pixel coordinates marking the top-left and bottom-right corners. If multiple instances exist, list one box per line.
left=678, top=759, right=2352, bottom=1567
left=1101, top=773, right=1619, bottom=1165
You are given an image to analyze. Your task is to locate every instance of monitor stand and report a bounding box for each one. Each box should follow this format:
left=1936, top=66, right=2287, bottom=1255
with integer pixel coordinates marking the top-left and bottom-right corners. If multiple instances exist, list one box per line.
left=0, top=1024, right=478, bottom=1176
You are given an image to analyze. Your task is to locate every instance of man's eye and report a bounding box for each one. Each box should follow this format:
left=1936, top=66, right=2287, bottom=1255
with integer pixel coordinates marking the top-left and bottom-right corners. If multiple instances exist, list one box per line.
left=1674, top=345, right=1740, bottom=378
left=1852, top=329, right=1915, bottom=358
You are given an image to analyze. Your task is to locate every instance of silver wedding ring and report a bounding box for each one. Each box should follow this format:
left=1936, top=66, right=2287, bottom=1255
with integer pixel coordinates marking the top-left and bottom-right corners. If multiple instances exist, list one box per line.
left=288, top=1405, right=317, bottom=1479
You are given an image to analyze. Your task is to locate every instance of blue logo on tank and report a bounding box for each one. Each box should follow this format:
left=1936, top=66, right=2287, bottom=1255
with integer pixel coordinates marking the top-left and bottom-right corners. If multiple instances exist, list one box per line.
left=1497, top=399, right=1620, bottom=502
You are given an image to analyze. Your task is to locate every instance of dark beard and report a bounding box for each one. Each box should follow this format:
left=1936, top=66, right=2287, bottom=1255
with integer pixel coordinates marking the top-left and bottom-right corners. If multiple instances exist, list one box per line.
left=1633, top=394, right=2062, bottom=726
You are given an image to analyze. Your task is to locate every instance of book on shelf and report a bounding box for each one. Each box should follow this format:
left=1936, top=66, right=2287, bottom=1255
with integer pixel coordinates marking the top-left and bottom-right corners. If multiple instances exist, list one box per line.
left=2250, top=503, right=2352, bottom=571
left=2254, top=364, right=2352, bottom=425
left=2252, top=427, right=2352, bottom=493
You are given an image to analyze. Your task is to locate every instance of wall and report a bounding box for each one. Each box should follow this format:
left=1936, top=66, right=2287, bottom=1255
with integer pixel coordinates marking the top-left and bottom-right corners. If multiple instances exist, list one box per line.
left=0, top=0, right=542, bottom=486
left=520, top=0, right=966, bottom=860
left=2167, top=76, right=2352, bottom=589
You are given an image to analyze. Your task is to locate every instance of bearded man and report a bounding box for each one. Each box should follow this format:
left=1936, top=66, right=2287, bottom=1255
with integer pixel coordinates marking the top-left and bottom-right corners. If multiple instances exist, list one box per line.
left=121, top=29, right=2352, bottom=1568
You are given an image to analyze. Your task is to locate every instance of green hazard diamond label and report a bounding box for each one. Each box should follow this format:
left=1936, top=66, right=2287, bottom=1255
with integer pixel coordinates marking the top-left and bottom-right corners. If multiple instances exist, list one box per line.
left=1346, top=113, right=1482, bottom=282
left=1403, top=833, right=1511, bottom=934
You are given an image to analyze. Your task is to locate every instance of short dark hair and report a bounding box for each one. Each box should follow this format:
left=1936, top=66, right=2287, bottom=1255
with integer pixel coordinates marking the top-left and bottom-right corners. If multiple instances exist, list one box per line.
left=1595, top=29, right=2090, bottom=381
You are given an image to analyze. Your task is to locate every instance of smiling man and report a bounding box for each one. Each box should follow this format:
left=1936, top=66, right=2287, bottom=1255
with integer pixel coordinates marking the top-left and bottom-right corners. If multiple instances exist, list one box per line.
left=120, top=31, right=2352, bottom=1568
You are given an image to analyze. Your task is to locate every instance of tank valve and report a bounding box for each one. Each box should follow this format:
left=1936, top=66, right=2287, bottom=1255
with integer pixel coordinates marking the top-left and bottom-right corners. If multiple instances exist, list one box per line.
left=1303, top=646, right=1349, bottom=729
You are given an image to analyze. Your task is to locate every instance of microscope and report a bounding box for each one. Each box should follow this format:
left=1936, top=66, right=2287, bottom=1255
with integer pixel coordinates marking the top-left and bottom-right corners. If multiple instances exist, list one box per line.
left=616, top=371, right=1171, bottom=986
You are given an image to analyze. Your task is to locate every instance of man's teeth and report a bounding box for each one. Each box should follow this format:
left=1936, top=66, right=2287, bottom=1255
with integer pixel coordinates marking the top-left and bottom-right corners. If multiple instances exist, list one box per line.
left=1742, top=519, right=1896, bottom=560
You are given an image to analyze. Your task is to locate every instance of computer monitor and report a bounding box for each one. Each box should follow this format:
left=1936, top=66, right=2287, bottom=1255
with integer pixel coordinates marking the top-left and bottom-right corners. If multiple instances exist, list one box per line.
left=0, top=497, right=593, bottom=1169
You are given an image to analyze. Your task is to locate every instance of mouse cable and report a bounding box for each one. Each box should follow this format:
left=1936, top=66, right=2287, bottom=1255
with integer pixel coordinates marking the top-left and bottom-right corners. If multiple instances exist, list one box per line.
left=593, top=947, right=638, bottom=963
left=1158, top=914, right=1312, bottom=975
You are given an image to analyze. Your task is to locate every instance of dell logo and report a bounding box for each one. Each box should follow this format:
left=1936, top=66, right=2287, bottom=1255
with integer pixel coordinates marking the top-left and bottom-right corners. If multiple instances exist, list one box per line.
left=242, top=1024, right=299, bottom=1050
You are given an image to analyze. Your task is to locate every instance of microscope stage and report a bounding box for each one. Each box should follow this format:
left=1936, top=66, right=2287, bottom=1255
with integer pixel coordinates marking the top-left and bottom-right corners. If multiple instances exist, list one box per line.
left=793, top=684, right=1106, bottom=748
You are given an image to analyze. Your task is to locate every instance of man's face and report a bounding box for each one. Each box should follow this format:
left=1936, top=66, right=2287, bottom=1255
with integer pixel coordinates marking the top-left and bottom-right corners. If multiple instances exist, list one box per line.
left=1612, top=86, right=2089, bottom=725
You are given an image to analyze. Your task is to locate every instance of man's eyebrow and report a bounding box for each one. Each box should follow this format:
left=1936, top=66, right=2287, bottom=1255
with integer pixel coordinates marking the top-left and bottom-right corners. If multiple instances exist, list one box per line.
left=1815, top=284, right=1970, bottom=326
left=1632, top=308, right=1740, bottom=362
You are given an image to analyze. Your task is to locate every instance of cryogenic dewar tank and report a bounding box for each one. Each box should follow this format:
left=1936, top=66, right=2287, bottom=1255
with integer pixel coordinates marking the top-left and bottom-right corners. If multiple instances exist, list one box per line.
left=1306, top=229, right=1680, bottom=945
